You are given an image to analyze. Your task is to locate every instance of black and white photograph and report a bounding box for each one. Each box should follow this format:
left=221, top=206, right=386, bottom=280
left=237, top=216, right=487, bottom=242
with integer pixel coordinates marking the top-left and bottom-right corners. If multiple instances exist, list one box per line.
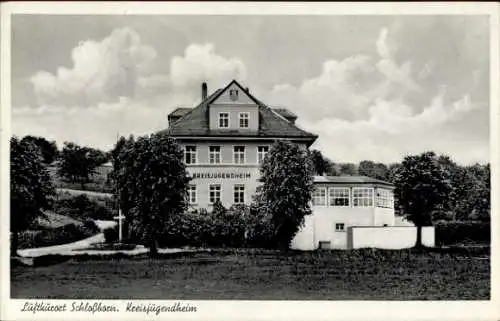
left=1, top=2, right=498, bottom=321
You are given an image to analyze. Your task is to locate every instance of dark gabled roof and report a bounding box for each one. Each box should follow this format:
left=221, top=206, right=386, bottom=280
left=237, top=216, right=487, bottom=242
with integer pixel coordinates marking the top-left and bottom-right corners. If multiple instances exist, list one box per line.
left=169, top=107, right=192, bottom=117
left=273, top=108, right=297, bottom=120
left=314, top=175, right=394, bottom=187
left=161, top=80, right=317, bottom=143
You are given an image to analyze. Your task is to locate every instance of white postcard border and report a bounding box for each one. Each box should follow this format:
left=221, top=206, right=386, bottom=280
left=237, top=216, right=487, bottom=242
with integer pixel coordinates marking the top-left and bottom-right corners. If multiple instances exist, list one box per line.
left=1, top=2, right=499, bottom=321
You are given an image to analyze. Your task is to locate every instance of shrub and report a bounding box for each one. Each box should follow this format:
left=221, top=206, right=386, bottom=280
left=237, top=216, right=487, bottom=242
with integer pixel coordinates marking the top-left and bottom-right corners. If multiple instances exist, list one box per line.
left=55, top=181, right=114, bottom=194
left=52, top=194, right=114, bottom=221
left=242, top=205, right=274, bottom=248
left=152, top=204, right=274, bottom=249
left=435, top=221, right=490, bottom=246
left=157, top=209, right=215, bottom=248
left=103, top=227, right=118, bottom=243
left=18, top=222, right=99, bottom=249
left=83, top=219, right=99, bottom=232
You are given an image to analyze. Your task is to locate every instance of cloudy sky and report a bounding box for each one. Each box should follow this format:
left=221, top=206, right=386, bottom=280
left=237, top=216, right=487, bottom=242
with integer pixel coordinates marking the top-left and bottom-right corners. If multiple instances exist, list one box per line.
left=11, top=14, right=490, bottom=165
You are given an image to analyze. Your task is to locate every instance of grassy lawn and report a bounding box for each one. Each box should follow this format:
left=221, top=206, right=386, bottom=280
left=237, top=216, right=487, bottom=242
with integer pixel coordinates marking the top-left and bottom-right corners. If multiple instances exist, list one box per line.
left=11, top=251, right=490, bottom=300
left=34, top=211, right=83, bottom=229
left=11, top=249, right=489, bottom=300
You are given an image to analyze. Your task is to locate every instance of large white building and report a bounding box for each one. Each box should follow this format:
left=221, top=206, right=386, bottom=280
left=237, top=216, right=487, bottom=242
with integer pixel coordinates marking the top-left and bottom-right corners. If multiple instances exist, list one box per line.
left=163, top=80, right=402, bottom=250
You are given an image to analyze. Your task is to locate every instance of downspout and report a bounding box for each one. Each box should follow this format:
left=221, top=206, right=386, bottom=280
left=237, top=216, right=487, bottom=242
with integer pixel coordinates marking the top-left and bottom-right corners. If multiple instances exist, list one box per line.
left=372, top=186, right=376, bottom=226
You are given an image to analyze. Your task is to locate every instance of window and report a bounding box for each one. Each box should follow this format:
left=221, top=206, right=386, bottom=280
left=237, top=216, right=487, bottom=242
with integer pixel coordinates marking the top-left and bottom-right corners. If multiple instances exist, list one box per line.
left=229, top=89, right=239, bottom=101
left=187, top=185, right=197, bottom=204
left=312, top=187, right=327, bottom=206
left=233, top=146, right=245, bottom=164
left=257, top=146, right=269, bottom=164
left=239, top=112, right=249, bottom=128
left=329, top=187, right=350, bottom=207
left=376, top=188, right=394, bottom=208
left=218, top=113, right=229, bottom=128
left=209, top=146, right=221, bottom=164
left=209, top=184, right=221, bottom=204
left=335, top=223, right=345, bottom=232
left=184, top=146, right=197, bottom=164
left=234, top=184, right=245, bottom=204
left=352, top=188, right=374, bottom=207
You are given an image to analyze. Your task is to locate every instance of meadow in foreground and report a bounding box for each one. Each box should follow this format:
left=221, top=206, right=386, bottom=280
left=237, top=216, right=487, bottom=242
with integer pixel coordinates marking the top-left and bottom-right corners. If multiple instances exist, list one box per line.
left=11, top=248, right=490, bottom=300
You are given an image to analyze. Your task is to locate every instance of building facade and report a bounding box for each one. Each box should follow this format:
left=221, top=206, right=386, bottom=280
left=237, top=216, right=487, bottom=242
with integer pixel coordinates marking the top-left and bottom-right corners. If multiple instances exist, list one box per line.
left=163, top=80, right=317, bottom=209
left=293, top=176, right=396, bottom=250
left=163, top=80, right=397, bottom=250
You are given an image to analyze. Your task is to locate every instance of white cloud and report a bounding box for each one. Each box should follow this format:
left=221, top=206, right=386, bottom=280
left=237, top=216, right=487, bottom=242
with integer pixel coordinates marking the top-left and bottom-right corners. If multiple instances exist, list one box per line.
left=376, top=27, right=393, bottom=59
left=262, top=25, right=488, bottom=164
left=29, top=28, right=247, bottom=108
left=31, top=28, right=157, bottom=106
left=15, top=21, right=489, bottom=165
left=262, top=28, right=421, bottom=122
left=17, top=28, right=251, bottom=150
left=300, top=93, right=486, bottom=164
left=170, top=43, right=247, bottom=89
left=13, top=98, right=177, bottom=151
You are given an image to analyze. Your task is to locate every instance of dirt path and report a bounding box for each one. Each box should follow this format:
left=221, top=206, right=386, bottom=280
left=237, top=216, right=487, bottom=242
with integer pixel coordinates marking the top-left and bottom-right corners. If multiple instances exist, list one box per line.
left=57, top=188, right=113, bottom=198
left=17, top=233, right=105, bottom=257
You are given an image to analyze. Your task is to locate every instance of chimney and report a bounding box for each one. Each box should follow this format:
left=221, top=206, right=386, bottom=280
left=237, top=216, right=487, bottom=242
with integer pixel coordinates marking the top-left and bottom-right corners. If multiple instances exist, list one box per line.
left=202, top=82, right=208, bottom=100
left=245, top=87, right=249, bottom=93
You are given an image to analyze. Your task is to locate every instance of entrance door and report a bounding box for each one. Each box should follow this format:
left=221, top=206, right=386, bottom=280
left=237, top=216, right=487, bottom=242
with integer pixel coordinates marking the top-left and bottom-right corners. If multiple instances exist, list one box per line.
left=331, top=222, right=347, bottom=249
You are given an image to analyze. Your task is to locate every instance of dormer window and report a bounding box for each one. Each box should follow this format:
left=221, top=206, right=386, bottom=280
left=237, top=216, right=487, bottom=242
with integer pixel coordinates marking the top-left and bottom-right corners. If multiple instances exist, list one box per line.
left=218, top=112, right=229, bottom=128
left=239, top=112, right=249, bottom=128
left=229, top=89, right=239, bottom=101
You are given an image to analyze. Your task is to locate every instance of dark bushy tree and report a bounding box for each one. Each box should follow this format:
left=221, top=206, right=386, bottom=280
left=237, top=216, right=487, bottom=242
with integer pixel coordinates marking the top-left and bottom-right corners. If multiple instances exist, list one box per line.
left=465, top=163, right=490, bottom=221
left=10, top=137, right=55, bottom=256
left=393, top=151, right=452, bottom=248
left=339, top=163, right=358, bottom=176
left=358, top=160, right=389, bottom=180
left=436, top=155, right=468, bottom=221
left=255, top=140, right=314, bottom=249
left=21, top=135, right=59, bottom=165
left=109, top=135, right=135, bottom=215
left=386, top=163, right=401, bottom=183
left=114, top=133, right=189, bottom=256
left=58, top=142, right=108, bottom=189
left=309, top=149, right=333, bottom=176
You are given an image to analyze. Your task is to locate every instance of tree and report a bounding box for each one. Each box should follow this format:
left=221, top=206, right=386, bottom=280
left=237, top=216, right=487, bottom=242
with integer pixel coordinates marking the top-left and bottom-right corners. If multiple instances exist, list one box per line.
left=339, top=163, right=358, bottom=176
left=464, top=163, right=490, bottom=221
left=254, top=140, right=314, bottom=249
left=21, top=135, right=58, bottom=164
left=10, top=137, right=55, bottom=256
left=58, top=142, right=108, bottom=189
left=358, top=160, right=389, bottom=180
left=110, top=135, right=135, bottom=218
left=436, top=155, right=469, bottom=221
left=110, top=136, right=129, bottom=167
left=309, top=149, right=333, bottom=176
left=386, top=163, right=401, bottom=183
left=115, top=133, right=189, bottom=256
left=327, top=162, right=341, bottom=176
left=393, top=151, right=452, bottom=248
left=436, top=156, right=490, bottom=222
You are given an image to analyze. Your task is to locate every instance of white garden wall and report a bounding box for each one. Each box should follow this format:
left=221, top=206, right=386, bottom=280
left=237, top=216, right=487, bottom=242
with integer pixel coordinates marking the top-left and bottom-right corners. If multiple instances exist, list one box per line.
left=290, top=215, right=316, bottom=250
left=348, top=226, right=435, bottom=249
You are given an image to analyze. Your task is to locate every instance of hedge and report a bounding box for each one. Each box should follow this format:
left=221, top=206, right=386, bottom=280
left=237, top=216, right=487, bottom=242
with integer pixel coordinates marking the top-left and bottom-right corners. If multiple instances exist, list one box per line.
left=434, top=221, right=490, bottom=246
left=124, top=203, right=275, bottom=249
left=18, top=220, right=100, bottom=249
